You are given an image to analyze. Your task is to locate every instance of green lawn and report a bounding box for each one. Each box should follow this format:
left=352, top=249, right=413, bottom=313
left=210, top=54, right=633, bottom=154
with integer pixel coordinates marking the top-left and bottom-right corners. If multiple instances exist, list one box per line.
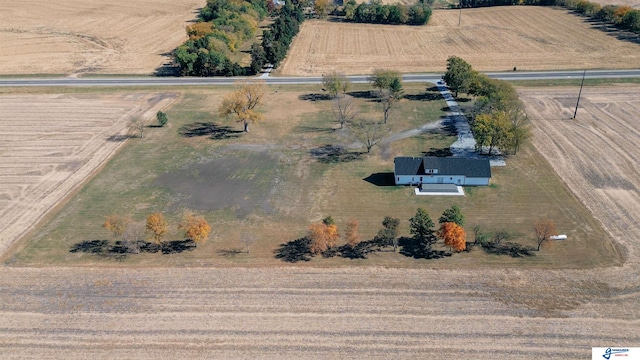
left=7, top=83, right=620, bottom=268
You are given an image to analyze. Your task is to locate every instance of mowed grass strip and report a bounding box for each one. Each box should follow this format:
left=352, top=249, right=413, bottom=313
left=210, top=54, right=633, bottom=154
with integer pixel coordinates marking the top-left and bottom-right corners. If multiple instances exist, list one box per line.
left=8, top=83, right=619, bottom=268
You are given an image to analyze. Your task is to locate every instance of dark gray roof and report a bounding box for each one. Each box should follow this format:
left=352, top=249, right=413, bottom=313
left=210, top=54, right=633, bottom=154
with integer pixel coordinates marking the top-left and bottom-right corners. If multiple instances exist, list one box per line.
left=394, top=157, right=491, bottom=178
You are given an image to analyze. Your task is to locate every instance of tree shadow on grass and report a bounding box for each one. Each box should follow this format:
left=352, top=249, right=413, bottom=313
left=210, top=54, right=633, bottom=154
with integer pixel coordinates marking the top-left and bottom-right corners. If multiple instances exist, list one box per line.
left=398, top=237, right=452, bottom=259
left=346, top=90, right=377, bottom=100
left=480, top=242, right=535, bottom=257
left=217, top=248, right=245, bottom=258
left=299, top=93, right=331, bottom=101
left=106, top=134, right=135, bottom=142
left=363, top=172, right=395, bottom=186
left=70, top=240, right=109, bottom=254
left=70, top=239, right=196, bottom=259
left=296, top=125, right=335, bottom=133
left=274, top=237, right=312, bottom=263
left=422, top=148, right=453, bottom=157
left=161, top=239, right=196, bottom=254
left=179, top=122, right=243, bottom=139
left=404, top=92, right=442, bottom=101
left=310, top=145, right=363, bottom=163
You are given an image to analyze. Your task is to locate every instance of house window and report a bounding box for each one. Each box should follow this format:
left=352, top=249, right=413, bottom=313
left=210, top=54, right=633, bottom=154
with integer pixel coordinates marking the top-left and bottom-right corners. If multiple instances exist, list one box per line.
left=420, top=177, right=423, bottom=182
left=450, top=177, right=453, bottom=180
left=397, top=177, right=400, bottom=182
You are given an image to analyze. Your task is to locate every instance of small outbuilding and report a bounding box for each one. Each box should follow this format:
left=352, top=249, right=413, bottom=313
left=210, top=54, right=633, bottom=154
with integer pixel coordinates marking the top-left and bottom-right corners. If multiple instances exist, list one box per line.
left=394, top=157, right=491, bottom=186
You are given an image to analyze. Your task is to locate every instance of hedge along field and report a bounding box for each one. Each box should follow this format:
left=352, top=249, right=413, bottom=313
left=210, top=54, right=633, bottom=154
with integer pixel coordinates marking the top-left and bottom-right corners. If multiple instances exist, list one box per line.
left=7, top=83, right=618, bottom=269
left=276, top=6, right=640, bottom=76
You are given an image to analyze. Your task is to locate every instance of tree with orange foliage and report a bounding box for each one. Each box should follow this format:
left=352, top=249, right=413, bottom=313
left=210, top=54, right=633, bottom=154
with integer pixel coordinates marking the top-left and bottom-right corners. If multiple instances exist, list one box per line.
left=179, top=212, right=211, bottom=245
left=102, top=214, right=130, bottom=241
left=186, top=22, right=213, bottom=40
left=308, top=217, right=339, bottom=255
left=218, top=82, right=265, bottom=133
left=146, top=212, right=168, bottom=244
left=437, top=222, right=466, bottom=252
left=344, top=220, right=361, bottom=248
left=533, top=218, right=556, bottom=251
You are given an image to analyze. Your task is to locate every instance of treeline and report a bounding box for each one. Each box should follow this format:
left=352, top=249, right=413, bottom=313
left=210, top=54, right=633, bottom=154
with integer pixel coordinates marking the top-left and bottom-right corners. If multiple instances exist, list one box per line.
left=174, top=0, right=271, bottom=76
left=443, top=56, right=531, bottom=156
left=251, top=2, right=305, bottom=72
left=343, top=0, right=433, bottom=25
left=458, top=0, right=640, bottom=34
left=276, top=206, right=468, bottom=262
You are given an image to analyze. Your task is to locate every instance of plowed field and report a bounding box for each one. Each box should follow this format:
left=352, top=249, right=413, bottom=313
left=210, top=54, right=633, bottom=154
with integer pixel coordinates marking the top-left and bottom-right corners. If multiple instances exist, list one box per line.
left=0, top=0, right=201, bottom=75
left=0, top=92, right=177, bottom=256
left=278, top=6, right=640, bottom=76
left=520, top=85, right=640, bottom=262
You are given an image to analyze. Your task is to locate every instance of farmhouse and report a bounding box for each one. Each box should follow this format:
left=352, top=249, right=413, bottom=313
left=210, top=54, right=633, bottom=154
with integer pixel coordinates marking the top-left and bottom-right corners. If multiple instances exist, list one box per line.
left=394, top=157, right=491, bottom=186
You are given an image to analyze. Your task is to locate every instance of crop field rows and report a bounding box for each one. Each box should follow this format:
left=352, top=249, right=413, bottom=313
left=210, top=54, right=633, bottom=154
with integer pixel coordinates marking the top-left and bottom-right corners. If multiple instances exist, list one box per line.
left=520, top=86, right=640, bottom=263
left=0, top=93, right=177, bottom=255
left=278, top=7, right=640, bottom=76
left=0, top=0, right=202, bottom=75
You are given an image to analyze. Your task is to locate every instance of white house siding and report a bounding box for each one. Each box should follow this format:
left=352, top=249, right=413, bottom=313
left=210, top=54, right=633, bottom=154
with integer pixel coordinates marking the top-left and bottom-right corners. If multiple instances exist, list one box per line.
left=395, top=175, right=472, bottom=186
left=464, top=177, right=490, bottom=186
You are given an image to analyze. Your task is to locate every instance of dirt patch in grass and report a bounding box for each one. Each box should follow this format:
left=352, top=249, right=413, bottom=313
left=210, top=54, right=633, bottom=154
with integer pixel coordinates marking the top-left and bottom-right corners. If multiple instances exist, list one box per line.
left=156, top=150, right=281, bottom=218
left=277, top=7, right=640, bottom=76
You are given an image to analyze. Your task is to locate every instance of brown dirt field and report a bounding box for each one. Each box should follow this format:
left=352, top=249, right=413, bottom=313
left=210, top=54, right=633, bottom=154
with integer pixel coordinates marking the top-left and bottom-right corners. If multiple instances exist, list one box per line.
left=0, top=92, right=178, bottom=256
left=520, top=85, right=640, bottom=263
left=0, top=0, right=201, bottom=75
left=277, top=7, right=640, bottom=76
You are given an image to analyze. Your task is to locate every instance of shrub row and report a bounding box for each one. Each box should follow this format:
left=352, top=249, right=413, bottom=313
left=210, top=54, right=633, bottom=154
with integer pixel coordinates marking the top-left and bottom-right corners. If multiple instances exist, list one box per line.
left=343, top=0, right=433, bottom=25
left=252, top=2, right=305, bottom=72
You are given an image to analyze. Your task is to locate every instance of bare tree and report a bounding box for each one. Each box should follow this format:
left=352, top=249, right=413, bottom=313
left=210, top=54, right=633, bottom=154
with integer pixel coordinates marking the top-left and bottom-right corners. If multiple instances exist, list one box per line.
left=128, top=118, right=145, bottom=138
left=332, top=95, right=357, bottom=129
left=123, top=222, right=146, bottom=254
left=241, top=233, right=257, bottom=253
left=349, top=118, right=384, bottom=153
left=379, top=88, right=400, bottom=124
left=534, top=218, right=556, bottom=251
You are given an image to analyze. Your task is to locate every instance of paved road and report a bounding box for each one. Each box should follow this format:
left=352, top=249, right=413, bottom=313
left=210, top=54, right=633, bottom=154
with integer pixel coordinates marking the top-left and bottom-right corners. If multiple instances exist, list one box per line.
left=0, top=69, right=639, bottom=87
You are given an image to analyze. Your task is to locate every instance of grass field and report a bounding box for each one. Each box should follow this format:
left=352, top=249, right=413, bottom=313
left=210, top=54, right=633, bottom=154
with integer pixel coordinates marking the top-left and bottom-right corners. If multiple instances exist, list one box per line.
left=5, top=83, right=619, bottom=269
left=0, top=0, right=201, bottom=75
left=277, top=6, right=640, bottom=76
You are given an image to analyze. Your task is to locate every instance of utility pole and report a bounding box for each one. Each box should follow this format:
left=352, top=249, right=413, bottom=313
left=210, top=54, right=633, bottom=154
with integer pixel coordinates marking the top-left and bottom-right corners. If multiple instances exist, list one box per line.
left=573, top=70, right=586, bottom=119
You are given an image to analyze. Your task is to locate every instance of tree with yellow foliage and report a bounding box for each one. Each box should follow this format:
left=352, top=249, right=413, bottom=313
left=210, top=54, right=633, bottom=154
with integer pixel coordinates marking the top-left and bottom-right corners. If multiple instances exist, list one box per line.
left=179, top=212, right=212, bottom=245
left=146, top=212, right=168, bottom=244
left=437, top=222, right=466, bottom=252
left=308, top=217, right=339, bottom=255
left=218, top=82, right=265, bottom=133
left=102, top=214, right=130, bottom=241
left=344, top=220, right=361, bottom=248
